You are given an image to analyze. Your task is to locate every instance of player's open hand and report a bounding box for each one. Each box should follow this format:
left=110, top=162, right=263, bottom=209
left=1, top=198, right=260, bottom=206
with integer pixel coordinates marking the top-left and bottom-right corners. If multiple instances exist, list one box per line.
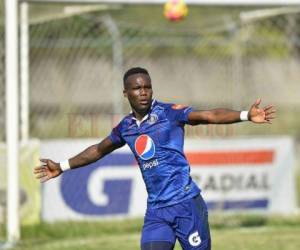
left=249, top=98, right=276, bottom=124
left=34, top=159, right=62, bottom=183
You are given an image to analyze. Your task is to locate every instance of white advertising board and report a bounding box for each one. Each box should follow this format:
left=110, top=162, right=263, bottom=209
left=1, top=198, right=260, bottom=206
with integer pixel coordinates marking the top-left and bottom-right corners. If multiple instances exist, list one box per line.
left=41, top=137, right=297, bottom=222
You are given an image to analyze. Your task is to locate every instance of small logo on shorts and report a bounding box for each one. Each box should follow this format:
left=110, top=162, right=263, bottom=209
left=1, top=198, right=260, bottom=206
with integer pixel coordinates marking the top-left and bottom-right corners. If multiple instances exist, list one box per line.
left=188, top=231, right=201, bottom=247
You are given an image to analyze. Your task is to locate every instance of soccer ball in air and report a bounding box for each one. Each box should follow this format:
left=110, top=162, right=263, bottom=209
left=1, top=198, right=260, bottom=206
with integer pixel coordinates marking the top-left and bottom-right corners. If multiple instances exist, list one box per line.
left=164, top=0, right=188, bottom=22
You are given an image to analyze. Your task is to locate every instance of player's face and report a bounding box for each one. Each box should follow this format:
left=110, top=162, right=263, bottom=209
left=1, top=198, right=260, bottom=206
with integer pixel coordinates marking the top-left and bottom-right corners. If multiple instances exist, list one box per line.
left=124, top=73, right=153, bottom=118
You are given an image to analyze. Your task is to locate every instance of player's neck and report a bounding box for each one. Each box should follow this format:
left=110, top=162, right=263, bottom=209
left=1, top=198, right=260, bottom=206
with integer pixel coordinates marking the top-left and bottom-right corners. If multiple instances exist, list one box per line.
left=133, top=111, right=148, bottom=121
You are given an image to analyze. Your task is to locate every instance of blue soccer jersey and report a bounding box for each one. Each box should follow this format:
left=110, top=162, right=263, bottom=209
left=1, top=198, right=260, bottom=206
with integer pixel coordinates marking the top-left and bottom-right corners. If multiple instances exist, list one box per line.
left=109, top=100, right=200, bottom=208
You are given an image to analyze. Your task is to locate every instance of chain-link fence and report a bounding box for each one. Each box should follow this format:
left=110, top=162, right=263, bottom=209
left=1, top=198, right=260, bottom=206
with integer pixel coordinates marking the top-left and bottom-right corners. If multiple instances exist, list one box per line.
left=24, top=4, right=300, bottom=139
left=0, top=4, right=300, bottom=140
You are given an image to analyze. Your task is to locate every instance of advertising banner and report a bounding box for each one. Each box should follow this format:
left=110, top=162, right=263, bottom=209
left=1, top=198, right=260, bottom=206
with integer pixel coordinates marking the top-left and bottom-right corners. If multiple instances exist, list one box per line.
left=41, top=137, right=297, bottom=221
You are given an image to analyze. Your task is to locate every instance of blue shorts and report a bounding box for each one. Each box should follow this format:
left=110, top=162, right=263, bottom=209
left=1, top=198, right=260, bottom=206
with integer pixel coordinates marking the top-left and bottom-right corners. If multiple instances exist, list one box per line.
left=141, top=194, right=211, bottom=250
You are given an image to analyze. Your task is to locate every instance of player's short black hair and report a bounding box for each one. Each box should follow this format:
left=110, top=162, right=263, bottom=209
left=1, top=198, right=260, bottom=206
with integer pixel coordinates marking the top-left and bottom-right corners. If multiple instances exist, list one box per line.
left=123, top=67, right=150, bottom=87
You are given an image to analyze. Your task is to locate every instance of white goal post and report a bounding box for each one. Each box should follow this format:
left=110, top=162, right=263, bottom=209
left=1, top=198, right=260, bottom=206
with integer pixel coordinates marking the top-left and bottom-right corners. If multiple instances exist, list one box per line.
left=5, top=0, right=20, bottom=247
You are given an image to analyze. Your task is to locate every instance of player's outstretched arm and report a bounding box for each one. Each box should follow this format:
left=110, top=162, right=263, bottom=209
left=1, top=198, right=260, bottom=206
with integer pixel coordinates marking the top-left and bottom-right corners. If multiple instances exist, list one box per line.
left=188, top=98, right=276, bottom=125
left=34, top=137, right=121, bottom=183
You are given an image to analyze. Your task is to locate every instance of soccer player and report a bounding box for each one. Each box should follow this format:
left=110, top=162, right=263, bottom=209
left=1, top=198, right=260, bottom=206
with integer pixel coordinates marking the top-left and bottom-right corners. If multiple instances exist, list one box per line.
left=34, top=67, right=276, bottom=250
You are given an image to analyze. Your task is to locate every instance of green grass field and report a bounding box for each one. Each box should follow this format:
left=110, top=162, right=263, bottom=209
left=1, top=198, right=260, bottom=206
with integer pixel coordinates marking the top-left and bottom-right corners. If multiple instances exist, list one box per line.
left=1, top=214, right=300, bottom=250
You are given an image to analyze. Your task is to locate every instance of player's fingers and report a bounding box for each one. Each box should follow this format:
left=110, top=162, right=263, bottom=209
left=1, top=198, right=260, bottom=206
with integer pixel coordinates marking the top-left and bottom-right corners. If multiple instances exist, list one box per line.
left=254, top=98, right=261, bottom=107
left=33, top=167, right=45, bottom=174
left=34, top=165, right=48, bottom=171
left=263, top=105, right=273, bottom=111
left=264, top=117, right=273, bottom=123
left=266, top=110, right=276, bottom=115
left=35, top=173, right=48, bottom=179
left=34, top=165, right=46, bottom=170
left=39, top=159, right=48, bottom=164
left=266, top=114, right=276, bottom=119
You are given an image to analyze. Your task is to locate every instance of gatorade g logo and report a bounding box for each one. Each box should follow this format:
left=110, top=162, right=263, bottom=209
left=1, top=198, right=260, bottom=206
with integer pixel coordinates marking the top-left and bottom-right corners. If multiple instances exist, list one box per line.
left=135, top=134, right=155, bottom=160
left=188, top=231, right=201, bottom=247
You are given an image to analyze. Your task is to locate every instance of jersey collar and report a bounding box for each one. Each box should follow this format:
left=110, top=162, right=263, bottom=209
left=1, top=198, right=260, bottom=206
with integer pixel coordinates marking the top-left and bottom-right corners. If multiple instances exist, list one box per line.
left=131, top=99, right=156, bottom=127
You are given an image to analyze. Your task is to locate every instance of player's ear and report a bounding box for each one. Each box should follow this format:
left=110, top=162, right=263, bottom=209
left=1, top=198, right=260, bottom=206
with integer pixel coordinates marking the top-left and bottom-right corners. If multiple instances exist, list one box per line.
left=123, top=89, right=127, bottom=98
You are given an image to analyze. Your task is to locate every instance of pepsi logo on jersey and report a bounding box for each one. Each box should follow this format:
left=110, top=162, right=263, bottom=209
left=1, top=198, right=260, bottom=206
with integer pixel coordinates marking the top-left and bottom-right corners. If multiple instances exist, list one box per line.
left=135, top=134, right=156, bottom=160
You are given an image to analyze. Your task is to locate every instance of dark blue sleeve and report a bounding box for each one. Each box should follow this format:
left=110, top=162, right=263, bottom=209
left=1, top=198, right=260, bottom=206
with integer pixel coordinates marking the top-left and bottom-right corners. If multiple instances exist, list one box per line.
left=108, top=122, right=126, bottom=146
left=166, top=104, right=194, bottom=124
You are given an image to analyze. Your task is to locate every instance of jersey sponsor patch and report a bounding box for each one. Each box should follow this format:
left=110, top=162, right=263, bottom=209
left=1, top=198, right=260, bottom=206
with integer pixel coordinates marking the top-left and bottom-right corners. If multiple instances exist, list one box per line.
left=135, top=134, right=156, bottom=160
left=172, top=104, right=187, bottom=110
